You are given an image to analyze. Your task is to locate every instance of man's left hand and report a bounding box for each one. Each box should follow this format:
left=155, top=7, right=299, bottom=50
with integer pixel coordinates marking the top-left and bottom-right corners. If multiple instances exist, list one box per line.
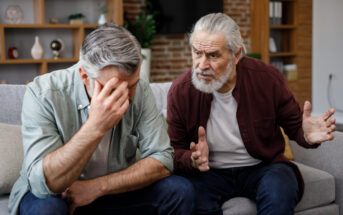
left=62, top=179, right=103, bottom=214
left=302, top=101, right=336, bottom=144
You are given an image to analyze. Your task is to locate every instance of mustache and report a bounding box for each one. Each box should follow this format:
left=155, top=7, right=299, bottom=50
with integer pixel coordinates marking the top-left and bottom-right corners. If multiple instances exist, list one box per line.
left=194, top=68, right=216, bottom=79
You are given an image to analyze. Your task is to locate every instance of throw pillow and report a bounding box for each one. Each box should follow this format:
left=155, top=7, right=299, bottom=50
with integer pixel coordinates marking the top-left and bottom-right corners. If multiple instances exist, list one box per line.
left=281, top=127, right=294, bottom=160
left=0, top=123, right=23, bottom=194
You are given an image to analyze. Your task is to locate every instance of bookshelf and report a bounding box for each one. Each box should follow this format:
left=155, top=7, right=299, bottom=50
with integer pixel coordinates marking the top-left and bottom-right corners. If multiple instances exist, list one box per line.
left=250, top=0, right=312, bottom=107
left=0, top=0, right=123, bottom=83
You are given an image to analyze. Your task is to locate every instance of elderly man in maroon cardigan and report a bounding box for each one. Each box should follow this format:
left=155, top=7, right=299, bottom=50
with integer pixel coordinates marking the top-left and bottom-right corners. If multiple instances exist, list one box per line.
left=167, top=13, right=336, bottom=215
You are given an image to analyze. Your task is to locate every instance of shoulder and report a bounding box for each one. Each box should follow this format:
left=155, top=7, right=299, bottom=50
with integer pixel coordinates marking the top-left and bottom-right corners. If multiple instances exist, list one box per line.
left=238, top=57, right=286, bottom=85
left=169, top=70, right=194, bottom=97
left=27, top=64, right=80, bottom=98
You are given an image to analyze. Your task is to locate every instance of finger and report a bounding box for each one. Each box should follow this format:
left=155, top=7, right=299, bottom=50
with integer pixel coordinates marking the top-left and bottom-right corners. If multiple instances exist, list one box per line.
left=61, top=191, right=67, bottom=199
left=198, top=126, right=206, bottom=143
left=191, top=151, right=201, bottom=160
left=322, top=108, right=335, bottom=121
left=190, top=142, right=196, bottom=151
left=69, top=204, right=76, bottom=215
left=303, top=101, right=311, bottom=118
left=329, top=124, right=336, bottom=133
left=117, top=98, right=129, bottom=115
left=92, top=80, right=102, bottom=98
left=107, top=82, right=128, bottom=106
left=109, top=88, right=129, bottom=109
left=198, top=164, right=210, bottom=172
left=99, top=77, right=119, bottom=98
left=195, top=157, right=208, bottom=166
left=326, top=117, right=336, bottom=127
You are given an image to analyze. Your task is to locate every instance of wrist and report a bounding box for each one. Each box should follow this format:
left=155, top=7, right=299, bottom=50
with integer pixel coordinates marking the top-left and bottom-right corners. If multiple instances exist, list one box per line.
left=82, top=120, right=105, bottom=140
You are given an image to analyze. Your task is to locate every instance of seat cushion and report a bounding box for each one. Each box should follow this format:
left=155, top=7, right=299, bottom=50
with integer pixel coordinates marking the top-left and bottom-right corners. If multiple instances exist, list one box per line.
left=0, top=195, right=9, bottom=215
left=0, top=123, right=23, bottom=194
left=221, top=162, right=335, bottom=214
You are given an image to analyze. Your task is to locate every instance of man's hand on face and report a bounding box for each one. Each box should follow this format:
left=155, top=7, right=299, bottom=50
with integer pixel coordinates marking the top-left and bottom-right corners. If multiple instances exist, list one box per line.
left=88, top=78, right=130, bottom=136
left=190, top=126, right=210, bottom=171
left=62, top=180, right=102, bottom=214
left=302, top=101, right=336, bottom=144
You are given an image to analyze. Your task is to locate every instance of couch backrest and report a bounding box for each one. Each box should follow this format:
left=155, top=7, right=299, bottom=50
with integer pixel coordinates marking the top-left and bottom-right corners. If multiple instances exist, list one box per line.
left=0, top=84, right=26, bottom=125
left=149, top=82, right=172, bottom=115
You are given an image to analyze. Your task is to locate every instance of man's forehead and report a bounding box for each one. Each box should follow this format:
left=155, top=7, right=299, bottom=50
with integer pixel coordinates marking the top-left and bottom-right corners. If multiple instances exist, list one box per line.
left=192, top=31, right=227, bottom=52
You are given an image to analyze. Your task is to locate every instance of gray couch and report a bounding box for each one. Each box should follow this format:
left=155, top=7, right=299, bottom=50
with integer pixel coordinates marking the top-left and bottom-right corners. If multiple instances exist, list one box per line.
left=0, top=83, right=342, bottom=215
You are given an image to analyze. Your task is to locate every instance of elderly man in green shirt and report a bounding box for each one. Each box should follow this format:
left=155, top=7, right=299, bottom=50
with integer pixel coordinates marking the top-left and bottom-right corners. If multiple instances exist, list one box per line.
left=8, top=23, right=194, bottom=215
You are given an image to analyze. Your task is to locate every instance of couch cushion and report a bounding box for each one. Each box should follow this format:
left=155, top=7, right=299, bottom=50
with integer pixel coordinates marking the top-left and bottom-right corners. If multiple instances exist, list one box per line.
left=221, top=162, right=335, bottom=214
left=0, top=195, right=10, bottom=215
left=0, top=123, right=23, bottom=194
left=0, top=84, right=26, bottom=125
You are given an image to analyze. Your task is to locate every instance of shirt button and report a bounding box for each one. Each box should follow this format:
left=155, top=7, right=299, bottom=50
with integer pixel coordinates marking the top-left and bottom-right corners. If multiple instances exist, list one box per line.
left=80, top=173, right=85, bottom=178
left=78, top=104, right=83, bottom=109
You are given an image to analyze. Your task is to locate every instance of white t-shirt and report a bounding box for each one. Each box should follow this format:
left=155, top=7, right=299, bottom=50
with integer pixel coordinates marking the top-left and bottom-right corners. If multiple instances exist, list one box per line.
left=206, top=89, right=261, bottom=169
left=84, top=128, right=112, bottom=179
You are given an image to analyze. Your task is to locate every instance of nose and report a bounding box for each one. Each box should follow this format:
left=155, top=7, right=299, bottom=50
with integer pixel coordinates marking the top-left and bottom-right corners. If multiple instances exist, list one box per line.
left=198, top=55, right=209, bottom=70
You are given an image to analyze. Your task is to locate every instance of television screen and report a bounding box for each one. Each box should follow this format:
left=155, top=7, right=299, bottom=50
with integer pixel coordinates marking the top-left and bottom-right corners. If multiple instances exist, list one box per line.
left=150, top=0, right=223, bottom=34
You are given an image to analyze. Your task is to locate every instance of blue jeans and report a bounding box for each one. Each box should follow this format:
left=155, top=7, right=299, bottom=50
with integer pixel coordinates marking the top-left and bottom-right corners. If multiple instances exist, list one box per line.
left=20, top=175, right=194, bottom=215
left=186, top=162, right=300, bottom=215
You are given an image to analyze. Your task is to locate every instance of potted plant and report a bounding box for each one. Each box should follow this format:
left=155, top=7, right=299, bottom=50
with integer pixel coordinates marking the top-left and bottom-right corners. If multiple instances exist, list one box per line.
left=68, top=13, right=85, bottom=24
left=98, top=6, right=108, bottom=25
left=126, top=1, right=157, bottom=82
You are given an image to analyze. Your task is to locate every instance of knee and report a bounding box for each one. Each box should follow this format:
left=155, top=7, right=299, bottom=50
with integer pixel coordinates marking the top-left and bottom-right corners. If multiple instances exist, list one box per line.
left=20, top=192, right=69, bottom=215
left=158, top=175, right=195, bottom=203
left=257, top=164, right=299, bottom=208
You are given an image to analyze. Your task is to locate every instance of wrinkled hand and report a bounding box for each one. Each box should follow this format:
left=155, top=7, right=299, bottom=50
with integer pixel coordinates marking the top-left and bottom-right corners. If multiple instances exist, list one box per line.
left=302, top=101, right=336, bottom=144
left=190, top=126, right=210, bottom=171
left=62, top=180, right=102, bottom=214
left=88, top=78, right=129, bottom=135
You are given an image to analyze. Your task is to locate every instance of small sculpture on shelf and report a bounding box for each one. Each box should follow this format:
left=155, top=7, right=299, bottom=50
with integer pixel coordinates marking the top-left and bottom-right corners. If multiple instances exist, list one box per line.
left=8, top=47, right=19, bottom=59
left=5, top=5, right=24, bottom=24
left=68, top=13, right=85, bottom=24
left=31, top=36, right=44, bottom=60
left=98, top=6, right=108, bottom=25
left=50, top=39, right=64, bottom=59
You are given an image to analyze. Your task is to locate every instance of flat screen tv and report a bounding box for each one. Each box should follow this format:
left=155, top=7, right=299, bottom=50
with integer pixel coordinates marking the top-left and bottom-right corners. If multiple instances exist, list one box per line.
left=150, top=0, right=223, bottom=34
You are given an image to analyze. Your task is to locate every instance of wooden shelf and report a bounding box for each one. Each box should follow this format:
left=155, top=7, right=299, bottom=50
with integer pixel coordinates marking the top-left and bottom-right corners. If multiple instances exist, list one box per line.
left=269, top=52, right=297, bottom=57
left=0, top=0, right=123, bottom=81
left=0, top=58, right=78, bottom=64
left=270, top=25, right=296, bottom=29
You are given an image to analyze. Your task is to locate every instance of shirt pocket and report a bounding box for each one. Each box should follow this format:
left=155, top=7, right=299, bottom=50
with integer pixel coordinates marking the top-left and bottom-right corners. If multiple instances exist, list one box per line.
left=254, top=118, right=275, bottom=141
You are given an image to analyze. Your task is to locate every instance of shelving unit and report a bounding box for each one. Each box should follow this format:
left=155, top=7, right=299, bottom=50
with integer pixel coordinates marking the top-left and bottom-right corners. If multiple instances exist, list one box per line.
left=0, top=0, right=123, bottom=82
left=250, top=0, right=312, bottom=107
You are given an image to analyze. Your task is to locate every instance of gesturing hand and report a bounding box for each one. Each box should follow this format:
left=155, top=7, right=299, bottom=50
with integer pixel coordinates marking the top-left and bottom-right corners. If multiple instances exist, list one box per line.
left=302, top=101, right=336, bottom=144
left=88, top=78, right=130, bottom=136
left=190, top=126, right=210, bottom=171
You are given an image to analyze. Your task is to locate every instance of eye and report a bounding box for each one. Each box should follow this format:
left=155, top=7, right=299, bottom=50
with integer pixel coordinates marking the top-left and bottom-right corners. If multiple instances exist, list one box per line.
left=193, top=49, right=202, bottom=57
left=208, top=53, right=218, bottom=59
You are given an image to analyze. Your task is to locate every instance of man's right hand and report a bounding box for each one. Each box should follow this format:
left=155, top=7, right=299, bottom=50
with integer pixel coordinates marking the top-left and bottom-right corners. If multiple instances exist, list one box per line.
left=87, top=78, right=130, bottom=136
left=190, top=126, right=210, bottom=171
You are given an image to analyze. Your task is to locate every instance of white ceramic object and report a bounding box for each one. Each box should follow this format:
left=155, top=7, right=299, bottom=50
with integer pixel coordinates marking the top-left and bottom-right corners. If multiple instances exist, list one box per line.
left=140, top=48, right=151, bottom=82
left=98, top=14, right=107, bottom=25
left=31, top=36, right=44, bottom=59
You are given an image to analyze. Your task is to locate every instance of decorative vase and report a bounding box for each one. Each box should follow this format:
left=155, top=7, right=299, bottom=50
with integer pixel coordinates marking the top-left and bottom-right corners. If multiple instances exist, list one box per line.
left=31, top=36, right=44, bottom=59
left=98, top=14, right=107, bottom=25
left=140, top=48, right=151, bottom=82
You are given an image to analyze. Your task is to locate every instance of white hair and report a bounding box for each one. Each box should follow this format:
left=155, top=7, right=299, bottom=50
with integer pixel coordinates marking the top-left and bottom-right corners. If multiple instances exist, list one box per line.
left=189, top=13, right=246, bottom=57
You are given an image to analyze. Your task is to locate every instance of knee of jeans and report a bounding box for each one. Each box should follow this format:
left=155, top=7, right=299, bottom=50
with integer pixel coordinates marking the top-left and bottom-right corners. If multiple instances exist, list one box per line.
left=257, top=165, right=299, bottom=204
left=33, top=197, right=68, bottom=215
left=160, top=175, right=195, bottom=202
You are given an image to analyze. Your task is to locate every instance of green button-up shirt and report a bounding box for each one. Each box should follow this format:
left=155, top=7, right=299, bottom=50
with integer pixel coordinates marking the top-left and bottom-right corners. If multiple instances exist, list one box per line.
left=9, top=64, right=173, bottom=215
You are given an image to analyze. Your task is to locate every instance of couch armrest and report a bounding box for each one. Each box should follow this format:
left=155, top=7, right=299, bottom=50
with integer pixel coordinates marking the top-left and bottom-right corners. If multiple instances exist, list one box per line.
left=290, top=131, right=343, bottom=213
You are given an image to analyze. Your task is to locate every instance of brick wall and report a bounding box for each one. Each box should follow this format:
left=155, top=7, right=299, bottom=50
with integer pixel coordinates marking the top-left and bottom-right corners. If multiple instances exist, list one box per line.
left=124, top=0, right=251, bottom=82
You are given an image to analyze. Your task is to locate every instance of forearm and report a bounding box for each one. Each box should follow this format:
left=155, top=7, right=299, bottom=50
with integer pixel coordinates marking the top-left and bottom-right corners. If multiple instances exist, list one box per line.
left=97, top=157, right=170, bottom=196
left=43, top=121, right=103, bottom=193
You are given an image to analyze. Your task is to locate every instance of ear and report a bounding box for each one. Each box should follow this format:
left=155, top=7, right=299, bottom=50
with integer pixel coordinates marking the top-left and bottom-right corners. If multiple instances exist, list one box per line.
left=79, top=66, right=89, bottom=86
left=234, top=47, right=242, bottom=65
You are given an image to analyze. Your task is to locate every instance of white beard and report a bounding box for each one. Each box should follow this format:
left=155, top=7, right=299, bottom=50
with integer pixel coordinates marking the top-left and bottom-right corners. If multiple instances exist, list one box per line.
left=191, top=61, right=233, bottom=93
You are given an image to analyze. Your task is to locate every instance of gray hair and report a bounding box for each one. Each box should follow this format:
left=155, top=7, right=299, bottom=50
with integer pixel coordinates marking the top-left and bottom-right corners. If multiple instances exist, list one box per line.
left=79, top=23, right=141, bottom=78
left=189, top=13, right=246, bottom=57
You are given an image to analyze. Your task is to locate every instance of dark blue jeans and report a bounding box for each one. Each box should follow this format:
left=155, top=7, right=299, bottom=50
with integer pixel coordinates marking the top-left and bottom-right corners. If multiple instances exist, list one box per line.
left=20, top=175, right=194, bottom=215
left=186, top=162, right=300, bottom=215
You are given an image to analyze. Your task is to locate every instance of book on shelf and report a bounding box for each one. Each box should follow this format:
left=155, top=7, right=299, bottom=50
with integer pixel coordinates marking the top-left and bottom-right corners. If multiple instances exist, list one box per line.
left=269, top=1, right=282, bottom=25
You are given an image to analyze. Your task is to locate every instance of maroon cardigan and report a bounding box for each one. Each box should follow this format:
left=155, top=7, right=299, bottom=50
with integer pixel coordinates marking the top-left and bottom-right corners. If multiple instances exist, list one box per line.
left=167, top=56, right=319, bottom=198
